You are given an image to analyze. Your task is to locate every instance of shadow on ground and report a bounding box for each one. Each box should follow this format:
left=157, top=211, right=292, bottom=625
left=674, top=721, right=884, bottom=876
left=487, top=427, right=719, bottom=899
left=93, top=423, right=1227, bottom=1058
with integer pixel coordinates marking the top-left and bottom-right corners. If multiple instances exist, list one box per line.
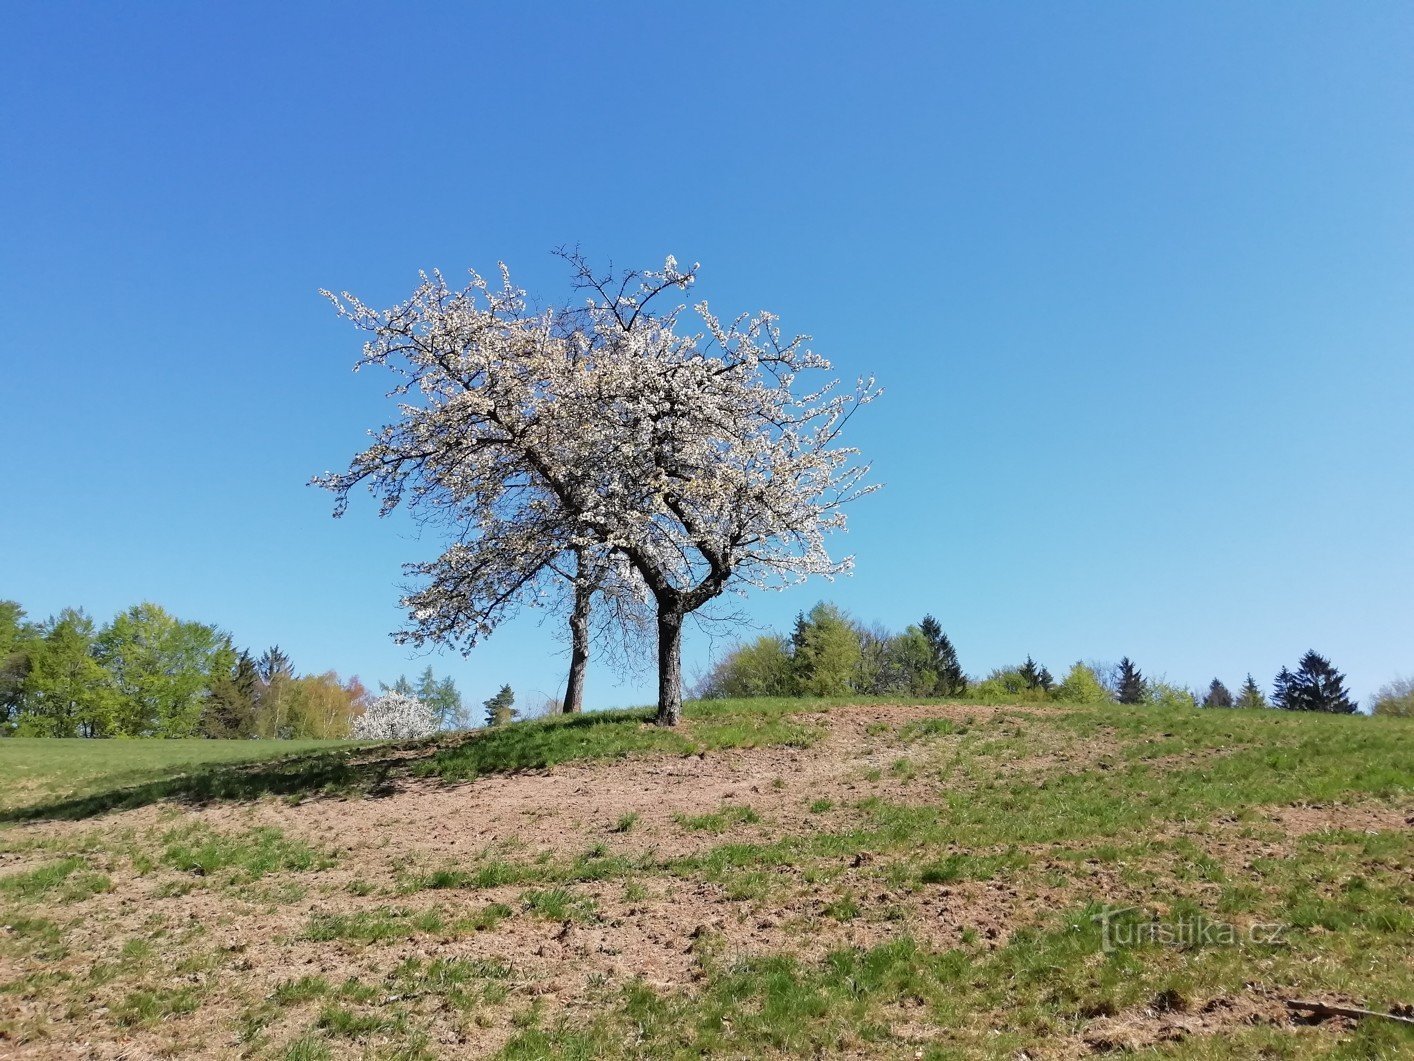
left=0, top=709, right=672, bottom=824
left=0, top=740, right=449, bottom=823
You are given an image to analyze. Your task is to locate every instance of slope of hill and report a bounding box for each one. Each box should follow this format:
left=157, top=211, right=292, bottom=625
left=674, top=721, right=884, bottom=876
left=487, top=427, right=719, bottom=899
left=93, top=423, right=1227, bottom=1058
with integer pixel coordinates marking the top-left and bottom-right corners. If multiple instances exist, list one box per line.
left=1, top=700, right=1410, bottom=1058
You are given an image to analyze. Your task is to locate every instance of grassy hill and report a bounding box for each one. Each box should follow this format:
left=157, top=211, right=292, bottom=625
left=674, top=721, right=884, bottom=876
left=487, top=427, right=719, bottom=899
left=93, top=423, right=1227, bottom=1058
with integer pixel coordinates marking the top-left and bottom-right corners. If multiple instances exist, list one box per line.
left=0, top=699, right=1410, bottom=1058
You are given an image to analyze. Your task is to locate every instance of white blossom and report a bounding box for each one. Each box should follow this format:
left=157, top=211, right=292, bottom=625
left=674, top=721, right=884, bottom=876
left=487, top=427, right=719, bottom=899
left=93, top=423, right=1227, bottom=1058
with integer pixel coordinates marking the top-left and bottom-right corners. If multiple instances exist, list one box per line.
left=351, top=691, right=438, bottom=741
left=316, top=252, right=878, bottom=724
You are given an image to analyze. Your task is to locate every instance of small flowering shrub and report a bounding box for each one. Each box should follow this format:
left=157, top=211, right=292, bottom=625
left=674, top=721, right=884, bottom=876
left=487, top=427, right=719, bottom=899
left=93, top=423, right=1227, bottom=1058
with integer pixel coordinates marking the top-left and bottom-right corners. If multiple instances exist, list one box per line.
left=351, top=691, right=438, bottom=741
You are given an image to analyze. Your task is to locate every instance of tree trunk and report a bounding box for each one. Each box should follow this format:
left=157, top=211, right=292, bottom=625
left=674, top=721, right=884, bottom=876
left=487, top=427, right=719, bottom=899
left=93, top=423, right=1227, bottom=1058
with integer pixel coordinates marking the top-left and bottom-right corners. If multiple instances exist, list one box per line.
left=563, top=579, right=591, bottom=714
left=655, top=607, right=684, bottom=726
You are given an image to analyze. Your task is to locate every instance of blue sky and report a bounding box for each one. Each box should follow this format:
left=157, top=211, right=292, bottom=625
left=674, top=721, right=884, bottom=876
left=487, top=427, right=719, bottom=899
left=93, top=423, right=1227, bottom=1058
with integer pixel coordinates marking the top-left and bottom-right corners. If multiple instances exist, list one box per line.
left=3, top=2, right=1410, bottom=710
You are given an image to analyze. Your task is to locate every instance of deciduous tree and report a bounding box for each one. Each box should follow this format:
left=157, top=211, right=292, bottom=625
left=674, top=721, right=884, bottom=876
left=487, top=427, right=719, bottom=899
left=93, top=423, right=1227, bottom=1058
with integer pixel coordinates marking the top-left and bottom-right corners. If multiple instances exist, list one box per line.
left=15, top=610, right=115, bottom=737
left=698, top=635, right=795, bottom=698
left=353, top=690, right=438, bottom=740
left=95, top=603, right=226, bottom=736
left=1370, top=676, right=1414, bottom=717
left=317, top=253, right=877, bottom=726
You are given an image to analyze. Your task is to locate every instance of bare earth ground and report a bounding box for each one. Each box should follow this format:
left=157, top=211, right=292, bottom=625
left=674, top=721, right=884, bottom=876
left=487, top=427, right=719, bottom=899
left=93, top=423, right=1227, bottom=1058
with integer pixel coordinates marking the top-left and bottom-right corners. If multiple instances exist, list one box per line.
left=1, top=703, right=1410, bottom=1059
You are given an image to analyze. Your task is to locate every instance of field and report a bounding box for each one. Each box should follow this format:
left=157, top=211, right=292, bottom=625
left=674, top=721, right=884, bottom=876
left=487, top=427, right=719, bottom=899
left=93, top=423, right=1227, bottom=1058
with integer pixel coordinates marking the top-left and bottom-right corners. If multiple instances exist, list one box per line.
left=1, top=700, right=1410, bottom=1059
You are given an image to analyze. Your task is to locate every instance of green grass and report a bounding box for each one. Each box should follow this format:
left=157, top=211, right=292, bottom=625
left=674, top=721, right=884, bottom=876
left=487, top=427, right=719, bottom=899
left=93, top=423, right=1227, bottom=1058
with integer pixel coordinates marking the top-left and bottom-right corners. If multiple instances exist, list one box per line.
left=675, top=804, right=762, bottom=833
left=0, top=737, right=353, bottom=816
left=0, top=856, right=111, bottom=902
left=1, top=697, right=1411, bottom=1059
left=160, top=822, right=331, bottom=880
left=0, top=699, right=824, bottom=821
left=420, top=699, right=824, bottom=783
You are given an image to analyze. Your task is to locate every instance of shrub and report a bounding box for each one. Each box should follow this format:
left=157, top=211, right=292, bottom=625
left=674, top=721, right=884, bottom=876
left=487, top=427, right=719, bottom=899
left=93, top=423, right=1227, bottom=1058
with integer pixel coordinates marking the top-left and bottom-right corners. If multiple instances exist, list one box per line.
left=698, top=636, right=795, bottom=698
left=1051, top=663, right=1112, bottom=704
left=969, top=668, right=1048, bottom=703
left=1146, top=679, right=1198, bottom=710
left=1370, top=676, right=1414, bottom=718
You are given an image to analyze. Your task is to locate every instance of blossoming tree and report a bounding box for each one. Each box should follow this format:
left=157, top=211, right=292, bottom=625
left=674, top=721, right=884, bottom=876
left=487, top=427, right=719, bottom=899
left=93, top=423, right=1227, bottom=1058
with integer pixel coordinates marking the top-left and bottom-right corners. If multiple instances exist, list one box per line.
left=316, top=253, right=876, bottom=725
left=352, top=690, right=438, bottom=740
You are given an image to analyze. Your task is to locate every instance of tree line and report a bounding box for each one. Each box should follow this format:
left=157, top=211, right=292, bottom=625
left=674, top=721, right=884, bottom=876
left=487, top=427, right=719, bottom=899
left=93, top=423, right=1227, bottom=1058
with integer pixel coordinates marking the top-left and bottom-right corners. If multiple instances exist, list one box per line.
left=0, top=599, right=467, bottom=738
left=698, top=602, right=1393, bottom=714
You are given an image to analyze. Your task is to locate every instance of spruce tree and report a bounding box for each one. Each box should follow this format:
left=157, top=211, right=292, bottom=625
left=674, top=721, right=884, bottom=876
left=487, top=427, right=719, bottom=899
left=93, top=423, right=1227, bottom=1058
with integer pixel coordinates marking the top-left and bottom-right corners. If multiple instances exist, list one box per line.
left=258, top=645, right=294, bottom=683
left=1019, top=656, right=1051, bottom=692
left=1272, top=666, right=1296, bottom=710
left=1234, top=673, right=1268, bottom=710
left=917, top=615, right=965, bottom=696
left=1202, top=678, right=1233, bottom=709
left=1116, top=657, right=1146, bottom=704
left=1279, top=651, right=1357, bottom=714
left=483, top=684, right=515, bottom=727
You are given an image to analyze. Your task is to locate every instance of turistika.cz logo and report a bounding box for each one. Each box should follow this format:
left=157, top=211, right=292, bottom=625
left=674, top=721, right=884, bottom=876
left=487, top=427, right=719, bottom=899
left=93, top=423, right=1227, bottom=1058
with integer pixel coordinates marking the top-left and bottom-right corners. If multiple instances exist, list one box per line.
left=1090, top=906, right=1287, bottom=953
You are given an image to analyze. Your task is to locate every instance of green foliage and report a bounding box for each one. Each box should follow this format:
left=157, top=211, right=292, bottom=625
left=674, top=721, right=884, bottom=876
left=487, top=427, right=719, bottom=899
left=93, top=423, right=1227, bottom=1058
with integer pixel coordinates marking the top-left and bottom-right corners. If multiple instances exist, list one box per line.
left=201, top=650, right=260, bottom=738
left=1275, top=650, right=1358, bottom=713
left=1, top=597, right=368, bottom=742
left=484, top=684, right=516, bottom=728
left=386, top=666, right=466, bottom=729
left=698, top=636, right=795, bottom=698
left=1235, top=673, right=1268, bottom=710
left=791, top=603, right=860, bottom=696
left=1201, top=678, right=1234, bottom=708
left=876, top=627, right=937, bottom=696
left=12, top=610, right=116, bottom=737
left=1051, top=663, right=1112, bottom=704
left=1370, top=676, right=1414, bottom=717
left=159, top=823, right=331, bottom=881
left=1115, top=657, right=1146, bottom=705
left=1146, top=679, right=1198, bottom=710
left=971, top=667, right=1048, bottom=703
left=0, top=601, right=38, bottom=730
left=1019, top=656, right=1052, bottom=692
left=95, top=602, right=228, bottom=737
left=918, top=615, right=965, bottom=695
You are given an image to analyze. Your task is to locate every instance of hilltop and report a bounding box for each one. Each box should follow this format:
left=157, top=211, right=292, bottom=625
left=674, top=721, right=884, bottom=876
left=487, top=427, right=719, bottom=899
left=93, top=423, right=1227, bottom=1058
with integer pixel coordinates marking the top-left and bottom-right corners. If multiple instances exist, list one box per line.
left=1, top=699, right=1410, bottom=1058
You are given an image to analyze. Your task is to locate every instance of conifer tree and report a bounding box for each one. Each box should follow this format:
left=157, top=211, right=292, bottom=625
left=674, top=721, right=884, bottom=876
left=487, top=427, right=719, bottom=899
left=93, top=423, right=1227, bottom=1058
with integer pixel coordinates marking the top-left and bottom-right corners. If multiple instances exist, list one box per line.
left=1272, top=666, right=1295, bottom=710
left=483, top=684, right=516, bottom=727
left=259, top=646, right=294, bottom=683
left=917, top=615, right=965, bottom=695
left=1019, top=656, right=1053, bottom=692
left=1116, top=657, right=1146, bottom=704
left=1276, top=651, right=1357, bottom=713
left=791, top=603, right=862, bottom=696
left=1202, top=678, right=1234, bottom=709
left=1234, top=673, right=1268, bottom=710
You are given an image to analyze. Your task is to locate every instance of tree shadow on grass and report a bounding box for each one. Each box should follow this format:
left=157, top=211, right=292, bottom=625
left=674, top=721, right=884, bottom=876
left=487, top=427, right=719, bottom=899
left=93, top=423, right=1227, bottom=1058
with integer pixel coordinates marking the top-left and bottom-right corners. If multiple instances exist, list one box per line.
left=0, top=740, right=447, bottom=823
left=0, top=708, right=672, bottom=824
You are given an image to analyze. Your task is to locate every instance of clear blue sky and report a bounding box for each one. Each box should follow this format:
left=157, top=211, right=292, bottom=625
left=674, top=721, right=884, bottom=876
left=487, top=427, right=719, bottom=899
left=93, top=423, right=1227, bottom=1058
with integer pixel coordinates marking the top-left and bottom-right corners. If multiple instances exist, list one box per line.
left=3, top=2, right=1411, bottom=710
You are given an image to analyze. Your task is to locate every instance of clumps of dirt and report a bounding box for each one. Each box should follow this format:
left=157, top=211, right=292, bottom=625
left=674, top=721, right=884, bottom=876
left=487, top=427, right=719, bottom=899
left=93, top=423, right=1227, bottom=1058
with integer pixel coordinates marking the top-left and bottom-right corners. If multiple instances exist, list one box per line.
left=1077, top=991, right=1293, bottom=1056
left=1262, top=802, right=1413, bottom=838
